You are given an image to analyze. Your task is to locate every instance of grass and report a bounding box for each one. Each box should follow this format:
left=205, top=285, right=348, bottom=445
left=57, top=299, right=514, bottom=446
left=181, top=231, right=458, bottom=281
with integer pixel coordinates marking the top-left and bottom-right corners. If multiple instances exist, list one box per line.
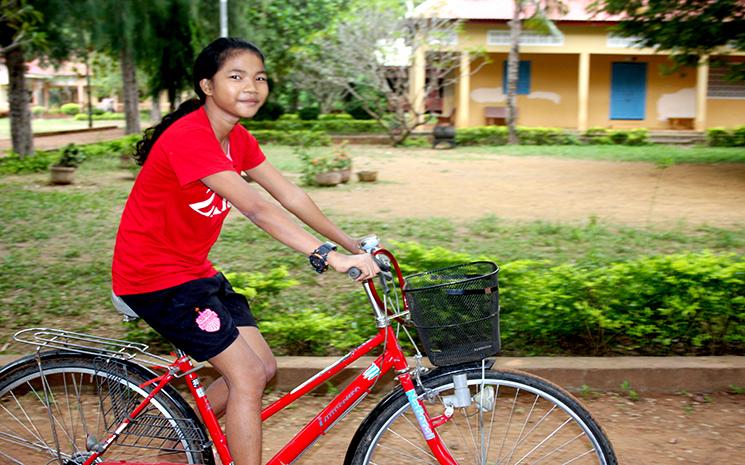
left=1, top=142, right=744, bottom=353
left=0, top=117, right=127, bottom=139
left=446, top=144, right=745, bottom=164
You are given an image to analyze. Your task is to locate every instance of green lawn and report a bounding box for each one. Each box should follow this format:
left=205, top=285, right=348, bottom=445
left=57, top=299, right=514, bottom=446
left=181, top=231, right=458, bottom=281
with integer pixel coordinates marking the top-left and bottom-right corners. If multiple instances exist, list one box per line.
left=0, top=117, right=126, bottom=138
left=1, top=144, right=743, bottom=354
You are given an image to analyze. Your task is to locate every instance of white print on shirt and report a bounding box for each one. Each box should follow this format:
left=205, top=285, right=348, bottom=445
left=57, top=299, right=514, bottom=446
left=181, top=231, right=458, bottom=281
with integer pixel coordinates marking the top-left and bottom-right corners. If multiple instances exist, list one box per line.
left=189, top=188, right=232, bottom=218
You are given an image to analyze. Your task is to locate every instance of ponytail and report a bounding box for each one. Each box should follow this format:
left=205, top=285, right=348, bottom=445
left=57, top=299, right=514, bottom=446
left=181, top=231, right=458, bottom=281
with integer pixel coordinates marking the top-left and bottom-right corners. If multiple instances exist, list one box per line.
left=132, top=99, right=202, bottom=166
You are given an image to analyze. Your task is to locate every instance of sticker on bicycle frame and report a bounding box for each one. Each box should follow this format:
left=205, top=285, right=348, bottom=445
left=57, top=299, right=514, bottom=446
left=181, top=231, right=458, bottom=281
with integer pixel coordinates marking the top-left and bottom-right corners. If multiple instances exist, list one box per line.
left=196, top=387, right=205, bottom=398
left=362, top=362, right=381, bottom=380
left=405, top=389, right=435, bottom=440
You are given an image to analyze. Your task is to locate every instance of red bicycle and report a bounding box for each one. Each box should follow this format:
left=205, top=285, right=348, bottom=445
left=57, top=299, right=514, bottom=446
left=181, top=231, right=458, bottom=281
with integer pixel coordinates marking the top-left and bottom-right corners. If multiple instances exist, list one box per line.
left=0, top=237, right=616, bottom=465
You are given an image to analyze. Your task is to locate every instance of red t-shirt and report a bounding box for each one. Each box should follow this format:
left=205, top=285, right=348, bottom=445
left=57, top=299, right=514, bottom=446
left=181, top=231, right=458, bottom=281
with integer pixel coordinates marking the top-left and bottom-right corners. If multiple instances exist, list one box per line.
left=112, top=107, right=265, bottom=295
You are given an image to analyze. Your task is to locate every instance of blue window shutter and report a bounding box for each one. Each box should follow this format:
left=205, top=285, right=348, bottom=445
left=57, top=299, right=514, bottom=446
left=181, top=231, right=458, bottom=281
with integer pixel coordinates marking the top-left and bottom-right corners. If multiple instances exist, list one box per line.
left=518, top=61, right=531, bottom=94
left=502, top=60, right=531, bottom=95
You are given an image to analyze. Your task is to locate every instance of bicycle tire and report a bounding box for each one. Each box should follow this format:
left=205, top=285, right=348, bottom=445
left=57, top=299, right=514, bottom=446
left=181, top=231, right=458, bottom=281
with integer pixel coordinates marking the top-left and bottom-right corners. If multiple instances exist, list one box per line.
left=346, top=367, right=617, bottom=465
left=0, top=351, right=214, bottom=465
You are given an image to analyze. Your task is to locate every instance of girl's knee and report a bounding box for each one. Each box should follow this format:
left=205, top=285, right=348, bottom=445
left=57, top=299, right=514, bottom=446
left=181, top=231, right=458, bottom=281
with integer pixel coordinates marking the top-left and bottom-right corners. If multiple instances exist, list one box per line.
left=264, top=356, right=277, bottom=381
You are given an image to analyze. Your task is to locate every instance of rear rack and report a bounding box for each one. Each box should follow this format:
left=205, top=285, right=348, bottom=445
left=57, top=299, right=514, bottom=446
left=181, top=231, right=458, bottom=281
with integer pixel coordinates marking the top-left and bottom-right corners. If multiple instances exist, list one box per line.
left=13, top=327, right=174, bottom=366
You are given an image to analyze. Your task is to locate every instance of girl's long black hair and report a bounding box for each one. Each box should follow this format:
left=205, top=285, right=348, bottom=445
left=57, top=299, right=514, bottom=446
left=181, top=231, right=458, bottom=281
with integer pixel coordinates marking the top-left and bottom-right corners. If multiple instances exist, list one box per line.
left=133, top=37, right=265, bottom=165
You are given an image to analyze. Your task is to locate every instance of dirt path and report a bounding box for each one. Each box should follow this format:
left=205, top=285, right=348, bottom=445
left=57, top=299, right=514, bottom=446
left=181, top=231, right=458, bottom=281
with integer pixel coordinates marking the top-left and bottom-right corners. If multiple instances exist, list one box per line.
left=0, top=127, right=126, bottom=153
left=307, top=148, right=745, bottom=227
left=261, top=392, right=744, bottom=465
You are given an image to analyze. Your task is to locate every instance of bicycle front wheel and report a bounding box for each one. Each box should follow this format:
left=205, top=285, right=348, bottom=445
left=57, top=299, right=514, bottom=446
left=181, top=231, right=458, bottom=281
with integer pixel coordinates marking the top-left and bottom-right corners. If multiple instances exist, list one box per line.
left=347, top=367, right=616, bottom=465
left=0, top=351, right=213, bottom=465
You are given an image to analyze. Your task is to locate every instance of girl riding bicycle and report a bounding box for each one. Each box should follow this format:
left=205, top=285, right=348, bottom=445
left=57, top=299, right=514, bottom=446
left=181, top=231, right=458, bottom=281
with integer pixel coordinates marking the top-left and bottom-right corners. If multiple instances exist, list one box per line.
left=111, top=37, right=380, bottom=465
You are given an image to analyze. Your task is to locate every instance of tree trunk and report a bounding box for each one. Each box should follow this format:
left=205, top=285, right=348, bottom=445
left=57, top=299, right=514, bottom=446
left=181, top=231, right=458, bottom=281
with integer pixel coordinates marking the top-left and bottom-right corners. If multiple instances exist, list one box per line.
left=506, top=1, right=523, bottom=145
left=150, top=91, right=162, bottom=124
left=120, top=47, right=141, bottom=134
left=6, top=44, right=34, bottom=157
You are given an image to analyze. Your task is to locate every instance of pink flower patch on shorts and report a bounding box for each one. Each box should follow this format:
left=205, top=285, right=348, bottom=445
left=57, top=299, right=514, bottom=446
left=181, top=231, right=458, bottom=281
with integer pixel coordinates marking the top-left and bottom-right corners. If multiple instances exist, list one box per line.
left=195, top=308, right=221, bottom=332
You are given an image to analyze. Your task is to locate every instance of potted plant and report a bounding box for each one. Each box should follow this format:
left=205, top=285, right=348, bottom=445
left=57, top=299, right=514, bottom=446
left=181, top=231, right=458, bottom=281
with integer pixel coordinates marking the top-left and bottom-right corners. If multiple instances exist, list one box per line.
left=330, top=141, right=352, bottom=183
left=357, top=170, right=378, bottom=182
left=50, top=144, right=85, bottom=185
left=297, top=145, right=344, bottom=187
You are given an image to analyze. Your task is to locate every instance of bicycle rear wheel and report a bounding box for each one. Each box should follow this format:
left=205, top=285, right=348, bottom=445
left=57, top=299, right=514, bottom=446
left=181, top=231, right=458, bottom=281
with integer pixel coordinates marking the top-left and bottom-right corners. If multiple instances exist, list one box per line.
left=346, top=367, right=616, bottom=465
left=0, top=351, right=213, bottom=465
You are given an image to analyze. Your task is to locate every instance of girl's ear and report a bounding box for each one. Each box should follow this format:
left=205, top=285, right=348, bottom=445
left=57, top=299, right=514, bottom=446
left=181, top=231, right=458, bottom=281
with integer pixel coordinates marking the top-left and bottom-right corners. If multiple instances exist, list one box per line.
left=199, top=78, right=213, bottom=96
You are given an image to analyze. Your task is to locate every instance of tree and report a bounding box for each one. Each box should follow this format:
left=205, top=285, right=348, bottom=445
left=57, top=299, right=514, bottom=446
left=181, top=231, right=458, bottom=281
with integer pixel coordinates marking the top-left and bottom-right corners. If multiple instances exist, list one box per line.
left=191, top=0, right=349, bottom=111
left=505, top=1, right=565, bottom=144
left=591, top=0, right=745, bottom=80
left=297, top=0, right=482, bottom=145
left=75, top=0, right=172, bottom=134
left=0, top=0, right=43, bottom=157
left=142, top=0, right=195, bottom=118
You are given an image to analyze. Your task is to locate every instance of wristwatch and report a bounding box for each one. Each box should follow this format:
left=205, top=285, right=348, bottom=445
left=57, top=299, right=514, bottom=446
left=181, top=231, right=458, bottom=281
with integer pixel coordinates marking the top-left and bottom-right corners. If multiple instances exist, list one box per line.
left=309, top=242, right=337, bottom=274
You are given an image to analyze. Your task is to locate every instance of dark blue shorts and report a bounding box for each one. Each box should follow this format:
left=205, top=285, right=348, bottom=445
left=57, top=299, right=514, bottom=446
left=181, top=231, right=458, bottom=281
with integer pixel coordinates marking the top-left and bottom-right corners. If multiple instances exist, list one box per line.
left=120, top=272, right=257, bottom=361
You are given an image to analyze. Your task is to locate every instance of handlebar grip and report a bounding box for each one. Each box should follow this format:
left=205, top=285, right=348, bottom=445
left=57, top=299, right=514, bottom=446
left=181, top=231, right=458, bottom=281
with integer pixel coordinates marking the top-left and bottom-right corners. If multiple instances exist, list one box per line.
left=347, top=267, right=362, bottom=280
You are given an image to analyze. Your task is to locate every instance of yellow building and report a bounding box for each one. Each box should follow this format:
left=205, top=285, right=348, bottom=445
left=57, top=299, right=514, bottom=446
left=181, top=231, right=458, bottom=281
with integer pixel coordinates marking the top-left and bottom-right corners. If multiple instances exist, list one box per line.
left=411, top=0, right=745, bottom=130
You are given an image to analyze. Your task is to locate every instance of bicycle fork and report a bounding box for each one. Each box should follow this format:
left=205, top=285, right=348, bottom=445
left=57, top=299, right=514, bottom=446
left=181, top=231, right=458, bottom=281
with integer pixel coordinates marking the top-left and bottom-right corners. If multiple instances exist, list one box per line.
left=399, top=370, right=497, bottom=465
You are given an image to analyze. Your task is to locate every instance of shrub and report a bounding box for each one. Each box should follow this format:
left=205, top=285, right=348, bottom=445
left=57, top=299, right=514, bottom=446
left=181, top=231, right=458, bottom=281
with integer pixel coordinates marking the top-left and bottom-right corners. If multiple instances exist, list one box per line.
left=344, top=99, right=374, bottom=120
left=73, top=112, right=125, bottom=121
left=319, top=113, right=352, bottom=120
left=707, top=126, right=745, bottom=147
left=456, top=126, right=509, bottom=146
left=398, top=136, right=430, bottom=148
left=54, top=144, right=85, bottom=168
left=298, top=106, right=321, bottom=120
left=222, top=266, right=299, bottom=315
left=249, top=129, right=331, bottom=146
left=395, top=242, right=744, bottom=356
left=253, top=99, right=285, bottom=121
left=517, top=127, right=578, bottom=145
left=60, top=103, right=81, bottom=116
left=261, top=309, right=365, bottom=355
left=31, top=106, right=46, bottom=117
left=500, top=252, right=745, bottom=355
left=0, top=151, right=55, bottom=174
left=625, top=128, right=650, bottom=146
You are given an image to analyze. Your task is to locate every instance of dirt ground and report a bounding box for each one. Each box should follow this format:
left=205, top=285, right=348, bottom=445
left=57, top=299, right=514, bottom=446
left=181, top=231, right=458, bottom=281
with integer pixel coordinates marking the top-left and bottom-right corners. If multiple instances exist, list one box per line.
left=2, top=135, right=744, bottom=463
left=307, top=148, right=745, bottom=227
left=260, top=391, right=745, bottom=465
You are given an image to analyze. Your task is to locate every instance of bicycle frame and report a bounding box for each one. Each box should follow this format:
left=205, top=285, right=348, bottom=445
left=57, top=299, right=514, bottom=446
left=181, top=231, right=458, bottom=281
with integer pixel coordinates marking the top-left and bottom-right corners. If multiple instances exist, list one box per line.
left=89, top=324, right=456, bottom=465
left=86, top=247, right=459, bottom=465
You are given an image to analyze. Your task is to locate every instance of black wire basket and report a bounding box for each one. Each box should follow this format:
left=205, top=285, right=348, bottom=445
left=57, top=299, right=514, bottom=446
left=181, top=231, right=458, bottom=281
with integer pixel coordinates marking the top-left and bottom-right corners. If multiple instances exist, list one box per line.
left=404, top=261, right=500, bottom=366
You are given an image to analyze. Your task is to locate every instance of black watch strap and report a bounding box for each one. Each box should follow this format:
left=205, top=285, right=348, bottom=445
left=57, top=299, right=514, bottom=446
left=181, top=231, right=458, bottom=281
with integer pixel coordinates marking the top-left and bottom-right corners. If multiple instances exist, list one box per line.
left=309, top=242, right=337, bottom=274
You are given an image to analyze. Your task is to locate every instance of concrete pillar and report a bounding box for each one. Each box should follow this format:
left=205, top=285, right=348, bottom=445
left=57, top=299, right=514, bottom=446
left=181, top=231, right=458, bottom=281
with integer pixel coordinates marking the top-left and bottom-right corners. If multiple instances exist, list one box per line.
left=577, top=52, right=590, bottom=131
left=456, top=51, right=470, bottom=128
left=410, top=45, right=426, bottom=121
left=695, top=58, right=709, bottom=131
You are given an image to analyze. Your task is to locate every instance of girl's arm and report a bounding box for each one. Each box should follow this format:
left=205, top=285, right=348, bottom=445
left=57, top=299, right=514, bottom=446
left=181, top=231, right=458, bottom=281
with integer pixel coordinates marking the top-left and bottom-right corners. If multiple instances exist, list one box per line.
left=245, top=160, right=361, bottom=253
left=201, top=170, right=378, bottom=279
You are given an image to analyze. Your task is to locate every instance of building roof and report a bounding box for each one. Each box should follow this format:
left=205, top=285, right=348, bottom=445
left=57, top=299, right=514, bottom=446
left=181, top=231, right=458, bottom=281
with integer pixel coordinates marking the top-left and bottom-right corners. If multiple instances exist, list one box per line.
left=412, top=0, right=620, bottom=22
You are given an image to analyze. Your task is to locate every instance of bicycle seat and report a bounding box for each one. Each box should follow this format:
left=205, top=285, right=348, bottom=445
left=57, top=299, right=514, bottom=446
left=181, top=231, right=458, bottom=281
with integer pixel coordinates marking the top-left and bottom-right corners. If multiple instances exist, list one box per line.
left=111, top=291, right=140, bottom=322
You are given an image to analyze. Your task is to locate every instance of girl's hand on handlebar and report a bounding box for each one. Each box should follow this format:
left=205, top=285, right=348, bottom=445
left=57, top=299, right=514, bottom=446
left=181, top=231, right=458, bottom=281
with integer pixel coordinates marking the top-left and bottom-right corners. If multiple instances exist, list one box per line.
left=328, top=252, right=380, bottom=281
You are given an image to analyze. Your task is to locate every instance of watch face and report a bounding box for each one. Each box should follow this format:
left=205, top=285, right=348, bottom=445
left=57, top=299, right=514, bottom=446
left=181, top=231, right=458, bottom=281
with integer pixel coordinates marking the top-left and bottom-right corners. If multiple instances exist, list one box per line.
left=309, top=253, right=327, bottom=273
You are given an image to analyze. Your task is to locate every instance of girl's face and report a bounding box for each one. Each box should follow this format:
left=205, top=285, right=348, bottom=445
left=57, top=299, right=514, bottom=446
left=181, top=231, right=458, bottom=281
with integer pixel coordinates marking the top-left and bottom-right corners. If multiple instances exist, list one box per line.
left=200, top=50, right=269, bottom=120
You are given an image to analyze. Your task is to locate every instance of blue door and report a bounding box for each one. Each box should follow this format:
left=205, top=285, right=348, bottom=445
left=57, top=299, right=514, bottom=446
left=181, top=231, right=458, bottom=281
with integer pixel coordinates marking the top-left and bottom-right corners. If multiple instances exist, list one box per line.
left=610, top=62, right=647, bottom=120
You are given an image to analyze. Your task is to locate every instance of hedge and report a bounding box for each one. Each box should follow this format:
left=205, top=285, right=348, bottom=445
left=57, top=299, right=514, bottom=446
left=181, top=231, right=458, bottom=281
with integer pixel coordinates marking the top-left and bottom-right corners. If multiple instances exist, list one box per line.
left=242, top=119, right=384, bottom=134
left=391, top=242, right=744, bottom=356
left=707, top=126, right=745, bottom=147
left=0, top=134, right=140, bottom=174
left=250, top=129, right=331, bottom=146
left=455, top=126, right=649, bottom=146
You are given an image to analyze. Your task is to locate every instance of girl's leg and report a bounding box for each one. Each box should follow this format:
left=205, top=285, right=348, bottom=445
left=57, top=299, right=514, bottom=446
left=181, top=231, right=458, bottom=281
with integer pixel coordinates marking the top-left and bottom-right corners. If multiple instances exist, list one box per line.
left=207, top=327, right=277, bottom=417
left=208, top=332, right=271, bottom=465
